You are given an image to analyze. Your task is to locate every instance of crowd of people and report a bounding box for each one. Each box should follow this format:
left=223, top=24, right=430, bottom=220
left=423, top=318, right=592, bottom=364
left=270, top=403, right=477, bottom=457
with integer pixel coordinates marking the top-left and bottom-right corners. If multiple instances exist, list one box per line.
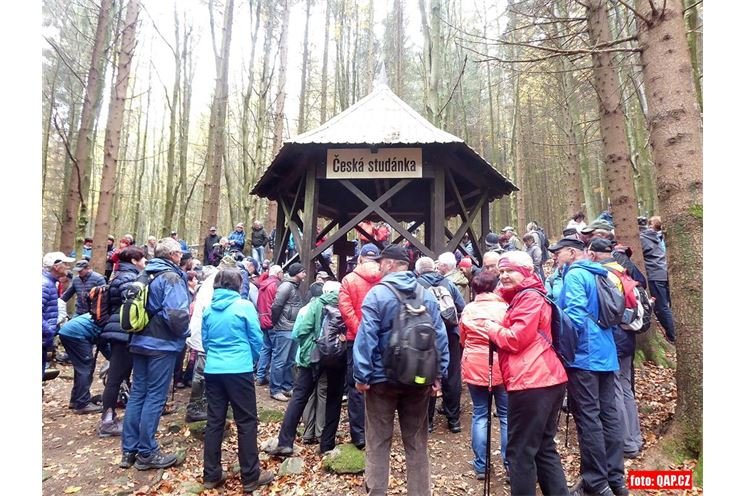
left=41, top=212, right=675, bottom=495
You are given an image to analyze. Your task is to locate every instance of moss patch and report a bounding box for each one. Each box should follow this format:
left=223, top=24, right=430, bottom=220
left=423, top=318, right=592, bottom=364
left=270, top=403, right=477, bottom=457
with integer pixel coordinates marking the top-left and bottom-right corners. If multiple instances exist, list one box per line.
left=688, top=204, right=703, bottom=220
left=258, top=408, right=284, bottom=423
left=694, top=452, right=703, bottom=486
left=322, top=443, right=365, bottom=474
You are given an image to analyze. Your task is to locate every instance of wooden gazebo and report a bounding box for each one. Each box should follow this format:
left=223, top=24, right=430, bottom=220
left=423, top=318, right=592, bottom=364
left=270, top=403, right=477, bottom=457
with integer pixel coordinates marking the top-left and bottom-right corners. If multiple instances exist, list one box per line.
left=251, top=84, right=517, bottom=282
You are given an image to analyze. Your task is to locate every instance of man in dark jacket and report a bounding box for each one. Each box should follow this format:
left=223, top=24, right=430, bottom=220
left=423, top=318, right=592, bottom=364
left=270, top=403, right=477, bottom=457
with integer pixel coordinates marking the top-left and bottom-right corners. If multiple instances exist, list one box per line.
left=353, top=244, right=449, bottom=496
left=42, top=252, right=75, bottom=377
left=587, top=238, right=644, bottom=460
left=415, top=256, right=465, bottom=434
left=203, top=227, right=220, bottom=263
left=639, top=218, right=676, bottom=343
left=61, top=260, right=107, bottom=316
left=120, top=238, right=190, bottom=471
left=269, top=263, right=306, bottom=401
left=250, top=221, right=270, bottom=265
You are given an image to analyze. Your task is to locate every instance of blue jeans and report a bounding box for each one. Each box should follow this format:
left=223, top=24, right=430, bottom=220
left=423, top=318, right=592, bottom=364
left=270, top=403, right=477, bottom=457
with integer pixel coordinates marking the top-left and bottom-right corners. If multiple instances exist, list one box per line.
left=122, top=351, right=178, bottom=457
left=269, top=330, right=295, bottom=395
left=467, top=383, right=508, bottom=474
left=255, top=330, right=273, bottom=382
left=252, top=246, right=265, bottom=265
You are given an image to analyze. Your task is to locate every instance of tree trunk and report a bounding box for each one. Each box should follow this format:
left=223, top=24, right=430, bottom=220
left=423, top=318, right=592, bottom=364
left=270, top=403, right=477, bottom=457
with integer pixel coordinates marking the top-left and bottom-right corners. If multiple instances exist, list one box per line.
left=320, top=0, right=330, bottom=123
left=266, top=0, right=290, bottom=236
left=91, top=0, right=140, bottom=274
left=635, top=0, right=703, bottom=459
left=60, top=0, right=113, bottom=254
left=586, top=0, right=644, bottom=268
left=297, top=0, right=311, bottom=134
left=199, top=0, right=235, bottom=238
left=684, top=0, right=702, bottom=112
left=241, top=0, right=262, bottom=224
left=163, top=6, right=182, bottom=234
left=419, top=0, right=441, bottom=126
left=133, top=68, right=151, bottom=243
left=178, top=13, right=194, bottom=238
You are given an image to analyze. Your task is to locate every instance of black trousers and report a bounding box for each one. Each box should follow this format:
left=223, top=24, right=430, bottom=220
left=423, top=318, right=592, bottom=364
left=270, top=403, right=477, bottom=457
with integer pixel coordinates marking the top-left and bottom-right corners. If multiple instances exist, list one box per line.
left=428, top=330, right=462, bottom=425
left=507, top=383, right=569, bottom=496
left=101, top=340, right=133, bottom=412
left=277, top=362, right=346, bottom=452
left=173, top=344, right=188, bottom=384
left=204, top=373, right=260, bottom=486
left=346, top=345, right=365, bottom=446
left=59, top=336, right=94, bottom=409
left=568, top=369, right=625, bottom=492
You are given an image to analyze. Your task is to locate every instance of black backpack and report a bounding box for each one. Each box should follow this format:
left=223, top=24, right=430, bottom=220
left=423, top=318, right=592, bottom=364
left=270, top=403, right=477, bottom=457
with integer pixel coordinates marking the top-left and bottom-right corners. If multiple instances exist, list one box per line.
left=519, top=289, right=578, bottom=368
left=312, top=304, right=347, bottom=367
left=88, top=283, right=112, bottom=327
left=595, top=273, right=626, bottom=329
left=536, top=229, right=549, bottom=263
left=379, top=282, right=440, bottom=387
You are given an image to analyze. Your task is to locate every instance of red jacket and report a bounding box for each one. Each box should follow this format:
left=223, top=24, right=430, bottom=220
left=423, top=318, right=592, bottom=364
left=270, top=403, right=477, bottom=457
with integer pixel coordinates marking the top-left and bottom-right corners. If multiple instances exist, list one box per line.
left=486, top=275, right=567, bottom=392
left=257, top=275, right=281, bottom=330
left=338, top=261, right=382, bottom=340
left=459, top=292, right=507, bottom=387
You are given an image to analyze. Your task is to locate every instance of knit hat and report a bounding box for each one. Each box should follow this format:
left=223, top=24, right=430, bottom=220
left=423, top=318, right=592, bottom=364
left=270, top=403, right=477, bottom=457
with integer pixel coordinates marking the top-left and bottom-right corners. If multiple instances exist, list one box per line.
left=287, top=262, right=305, bottom=277
left=218, top=255, right=237, bottom=269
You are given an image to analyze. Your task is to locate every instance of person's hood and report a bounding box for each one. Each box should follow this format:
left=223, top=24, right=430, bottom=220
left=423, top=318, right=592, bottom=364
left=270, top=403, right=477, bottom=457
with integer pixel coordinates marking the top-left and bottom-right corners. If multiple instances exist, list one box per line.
left=447, top=269, right=469, bottom=285
left=599, top=259, right=625, bottom=274
left=210, top=288, right=241, bottom=310
left=318, top=291, right=339, bottom=306
left=380, top=270, right=418, bottom=292
left=639, top=228, right=660, bottom=244
left=118, top=261, right=140, bottom=274
left=354, top=261, right=382, bottom=283
left=145, top=257, right=180, bottom=274
left=498, top=272, right=546, bottom=303
left=418, top=271, right=445, bottom=286
left=566, top=259, right=608, bottom=277
left=259, top=275, right=280, bottom=290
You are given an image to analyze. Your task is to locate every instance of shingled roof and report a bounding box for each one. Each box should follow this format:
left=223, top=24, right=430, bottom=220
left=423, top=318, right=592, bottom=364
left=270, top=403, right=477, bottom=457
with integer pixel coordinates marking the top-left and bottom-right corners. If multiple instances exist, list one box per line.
left=251, top=84, right=517, bottom=205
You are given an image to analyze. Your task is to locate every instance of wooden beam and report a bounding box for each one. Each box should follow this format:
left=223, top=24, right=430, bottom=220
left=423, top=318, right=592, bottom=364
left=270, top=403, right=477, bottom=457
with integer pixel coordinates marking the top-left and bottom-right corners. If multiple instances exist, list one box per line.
left=300, top=166, right=319, bottom=293
left=431, top=166, right=446, bottom=254
left=308, top=179, right=412, bottom=260
left=445, top=167, right=484, bottom=260
left=445, top=193, right=487, bottom=252
left=391, top=220, right=423, bottom=245
left=341, top=180, right=433, bottom=258
left=274, top=198, right=288, bottom=264
left=480, top=201, right=490, bottom=265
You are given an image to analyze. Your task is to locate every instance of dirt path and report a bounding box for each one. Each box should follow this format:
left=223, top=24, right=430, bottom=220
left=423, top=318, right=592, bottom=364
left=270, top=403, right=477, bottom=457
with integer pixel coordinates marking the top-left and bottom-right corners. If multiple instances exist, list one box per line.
left=43, top=351, right=684, bottom=496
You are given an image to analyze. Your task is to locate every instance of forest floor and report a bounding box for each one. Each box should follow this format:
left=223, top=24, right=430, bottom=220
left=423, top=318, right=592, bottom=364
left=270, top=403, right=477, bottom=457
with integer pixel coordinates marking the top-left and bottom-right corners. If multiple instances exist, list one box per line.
left=42, top=337, right=700, bottom=496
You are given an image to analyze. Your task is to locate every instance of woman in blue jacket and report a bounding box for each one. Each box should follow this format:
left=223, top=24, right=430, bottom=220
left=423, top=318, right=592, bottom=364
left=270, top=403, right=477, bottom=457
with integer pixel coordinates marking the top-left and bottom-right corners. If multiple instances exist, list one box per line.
left=201, top=269, right=274, bottom=493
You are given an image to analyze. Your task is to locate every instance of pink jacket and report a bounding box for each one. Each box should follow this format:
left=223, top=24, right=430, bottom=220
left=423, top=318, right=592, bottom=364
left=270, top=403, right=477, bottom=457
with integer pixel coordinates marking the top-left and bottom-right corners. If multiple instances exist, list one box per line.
left=459, top=293, right=508, bottom=387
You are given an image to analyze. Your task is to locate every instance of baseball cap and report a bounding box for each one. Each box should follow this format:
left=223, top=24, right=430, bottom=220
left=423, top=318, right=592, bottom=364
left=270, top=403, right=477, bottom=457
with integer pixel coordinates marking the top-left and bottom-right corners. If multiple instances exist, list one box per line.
left=72, top=259, right=90, bottom=272
left=485, top=232, right=499, bottom=246
left=587, top=238, right=615, bottom=254
left=317, top=271, right=330, bottom=280
left=209, top=226, right=217, bottom=231
left=171, top=230, right=178, bottom=235
left=548, top=237, right=586, bottom=253
left=501, top=226, right=515, bottom=233
left=359, top=243, right=381, bottom=258
left=43, top=252, right=75, bottom=268
left=580, top=219, right=614, bottom=234
left=373, top=244, right=409, bottom=263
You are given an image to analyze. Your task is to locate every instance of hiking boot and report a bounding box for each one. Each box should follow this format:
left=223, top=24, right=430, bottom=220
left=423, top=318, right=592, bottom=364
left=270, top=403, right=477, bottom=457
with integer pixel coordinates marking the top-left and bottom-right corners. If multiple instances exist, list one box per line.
left=185, top=406, right=208, bottom=423
left=243, top=470, right=274, bottom=493
left=623, top=450, right=639, bottom=459
left=475, top=472, right=486, bottom=481
left=610, top=485, right=630, bottom=496
left=448, top=421, right=462, bottom=433
left=256, top=378, right=269, bottom=386
left=119, top=452, right=137, bottom=469
left=271, top=392, right=289, bottom=402
left=302, top=437, right=319, bottom=445
left=98, top=409, right=123, bottom=437
left=203, top=473, right=228, bottom=489
left=267, top=445, right=293, bottom=458
left=75, top=403, right=103, bottom=415
left=134, top=451, right=178, bottom=470
left=175, top=381, right=186, bottom=389
left=283, top=389, right=294, bottom=397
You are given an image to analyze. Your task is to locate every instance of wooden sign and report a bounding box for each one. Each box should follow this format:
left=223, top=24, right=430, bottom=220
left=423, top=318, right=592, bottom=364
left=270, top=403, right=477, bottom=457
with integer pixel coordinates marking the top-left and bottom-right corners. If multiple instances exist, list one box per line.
left=326, top=148, right=423, bottom=179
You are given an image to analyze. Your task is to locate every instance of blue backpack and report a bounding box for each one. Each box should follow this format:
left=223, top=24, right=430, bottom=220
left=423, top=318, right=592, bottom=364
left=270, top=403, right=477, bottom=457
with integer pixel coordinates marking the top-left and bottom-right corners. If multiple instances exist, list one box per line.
left=521, top=288, right=578, bottom=368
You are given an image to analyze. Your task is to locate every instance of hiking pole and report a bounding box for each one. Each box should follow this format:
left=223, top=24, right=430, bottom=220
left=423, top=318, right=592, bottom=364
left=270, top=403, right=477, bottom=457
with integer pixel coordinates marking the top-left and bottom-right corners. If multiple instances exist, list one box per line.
left=484, top=342, right=494, bottom=496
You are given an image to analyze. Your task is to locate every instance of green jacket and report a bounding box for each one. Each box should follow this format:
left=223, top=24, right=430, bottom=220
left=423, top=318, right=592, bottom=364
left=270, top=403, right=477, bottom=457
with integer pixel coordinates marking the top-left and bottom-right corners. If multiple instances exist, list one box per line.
left=291, top=291, right=339, bottom=368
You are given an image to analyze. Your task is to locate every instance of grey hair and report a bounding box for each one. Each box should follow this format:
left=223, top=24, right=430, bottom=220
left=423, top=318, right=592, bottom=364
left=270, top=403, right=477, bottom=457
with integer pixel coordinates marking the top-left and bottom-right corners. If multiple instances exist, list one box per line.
left=268, top=265, right=283, bottom=277
left=155, top=238, right=182, bottom=258
left=415, top=257, right=435, bottom=274
left=437, top=252, right=457, bottom=270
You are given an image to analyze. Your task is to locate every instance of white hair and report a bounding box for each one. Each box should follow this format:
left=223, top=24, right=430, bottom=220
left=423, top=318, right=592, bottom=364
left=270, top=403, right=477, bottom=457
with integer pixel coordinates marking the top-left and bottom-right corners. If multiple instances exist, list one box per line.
left=415, top=257, right=436, bottom=274
left=268, top=265, right=283, bottom=277
left=322, top=281, right=341, bottom=294
left=155, top=238, right=182, bottom=258
left=437, top=252, right=457, bottom=270
left=500, top=250, right=535, bottom=271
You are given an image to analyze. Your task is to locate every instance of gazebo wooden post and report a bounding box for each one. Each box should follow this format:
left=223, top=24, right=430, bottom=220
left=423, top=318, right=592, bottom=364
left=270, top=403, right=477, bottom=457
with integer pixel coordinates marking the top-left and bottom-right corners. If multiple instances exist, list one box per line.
left=274, top=198, right=287, bottom=265
left=480, top=201, right=490, bottom=264
left=431, top=166, right=446, bottom=256
left=300, top=166, right=319, bottom=293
